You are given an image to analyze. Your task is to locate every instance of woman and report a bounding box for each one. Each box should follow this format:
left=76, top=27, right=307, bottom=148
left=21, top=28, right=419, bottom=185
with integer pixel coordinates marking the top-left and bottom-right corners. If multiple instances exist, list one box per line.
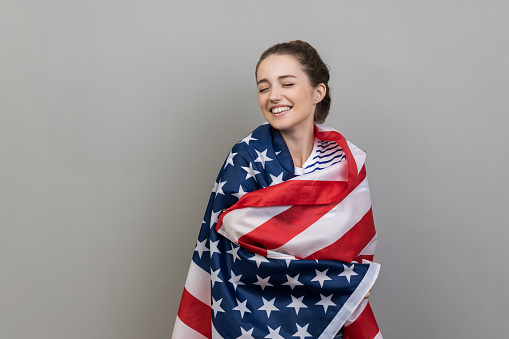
left=173, top=41, right=381, bottom=339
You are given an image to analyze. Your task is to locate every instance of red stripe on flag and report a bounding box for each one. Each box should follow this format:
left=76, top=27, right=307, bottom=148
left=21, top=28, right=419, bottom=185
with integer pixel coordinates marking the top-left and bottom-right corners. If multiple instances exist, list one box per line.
left=353, top=254, right=375, bottom=263
left=306, top=208, right=376, bottom=262
left=224, top=168, right=368, bottom=258
left=343, top=303, right=379, bottom=339
left=237, top=240, right=268, bottom=257
left=231, top=180, right=349, bottom=208
left=216, top=180, right=349, bottom=232
left=238, top=201, right=339, bottom=252
left=177, top=288, right=212, bottom=339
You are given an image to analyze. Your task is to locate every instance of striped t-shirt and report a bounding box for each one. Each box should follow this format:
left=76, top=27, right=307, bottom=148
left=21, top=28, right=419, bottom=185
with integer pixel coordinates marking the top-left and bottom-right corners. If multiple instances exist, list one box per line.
left=294, top=138, right=346, bottom=176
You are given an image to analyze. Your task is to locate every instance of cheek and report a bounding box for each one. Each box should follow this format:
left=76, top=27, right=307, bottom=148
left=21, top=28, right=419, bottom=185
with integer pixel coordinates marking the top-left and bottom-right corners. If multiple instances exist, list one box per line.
left=258, top=95, right=266, bottom=109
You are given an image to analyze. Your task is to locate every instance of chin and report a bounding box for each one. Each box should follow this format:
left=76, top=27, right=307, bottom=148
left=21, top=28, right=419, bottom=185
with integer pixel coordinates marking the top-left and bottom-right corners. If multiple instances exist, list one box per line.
left=264, top=119, right=290, bottom=132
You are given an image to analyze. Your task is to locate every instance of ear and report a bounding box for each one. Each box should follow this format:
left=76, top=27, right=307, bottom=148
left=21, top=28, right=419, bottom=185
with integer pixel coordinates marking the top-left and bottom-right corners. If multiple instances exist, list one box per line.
left=313, top=83, right=327, bottom=104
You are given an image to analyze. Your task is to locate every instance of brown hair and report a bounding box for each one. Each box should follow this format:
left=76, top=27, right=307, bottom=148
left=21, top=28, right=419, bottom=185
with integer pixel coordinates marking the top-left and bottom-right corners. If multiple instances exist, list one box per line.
left=255, top=40, right=331, bottom=124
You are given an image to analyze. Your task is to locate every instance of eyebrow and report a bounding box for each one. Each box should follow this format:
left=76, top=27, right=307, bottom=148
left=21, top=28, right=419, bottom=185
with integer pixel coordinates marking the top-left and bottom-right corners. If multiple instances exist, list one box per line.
left=257, top=75, right=297, bottom=86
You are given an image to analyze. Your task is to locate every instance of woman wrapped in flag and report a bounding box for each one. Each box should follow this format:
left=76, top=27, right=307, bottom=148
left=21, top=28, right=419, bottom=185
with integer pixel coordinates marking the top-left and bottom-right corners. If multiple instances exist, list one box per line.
left=173, top=41, right=382, bottom=339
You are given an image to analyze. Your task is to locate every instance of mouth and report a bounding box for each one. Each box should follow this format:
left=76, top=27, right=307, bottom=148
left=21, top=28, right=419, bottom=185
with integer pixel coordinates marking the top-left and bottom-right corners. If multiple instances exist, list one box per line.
left=270, top=106, right=292, bottom=115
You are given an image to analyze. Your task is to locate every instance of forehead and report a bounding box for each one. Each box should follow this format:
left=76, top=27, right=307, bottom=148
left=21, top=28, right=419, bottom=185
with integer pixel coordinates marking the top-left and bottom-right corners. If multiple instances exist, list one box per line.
left=256, top=54, right=305, bottom=81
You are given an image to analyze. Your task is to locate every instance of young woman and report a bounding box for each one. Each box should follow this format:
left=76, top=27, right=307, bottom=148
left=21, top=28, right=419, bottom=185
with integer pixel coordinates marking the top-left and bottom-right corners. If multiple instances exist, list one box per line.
left=173, top=41, right=381, bottom=339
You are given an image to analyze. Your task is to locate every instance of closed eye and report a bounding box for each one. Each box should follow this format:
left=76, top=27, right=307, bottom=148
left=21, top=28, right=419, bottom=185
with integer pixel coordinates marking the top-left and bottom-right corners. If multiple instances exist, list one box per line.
left=282, top=83, right=294, bottom=87
left=259, top=88, right=269, bottom=93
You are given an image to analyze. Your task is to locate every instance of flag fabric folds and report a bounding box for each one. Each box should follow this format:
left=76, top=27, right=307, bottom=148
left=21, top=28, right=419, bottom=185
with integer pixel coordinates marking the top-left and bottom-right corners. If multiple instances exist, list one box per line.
left=172, top=123, right=382, bottom=339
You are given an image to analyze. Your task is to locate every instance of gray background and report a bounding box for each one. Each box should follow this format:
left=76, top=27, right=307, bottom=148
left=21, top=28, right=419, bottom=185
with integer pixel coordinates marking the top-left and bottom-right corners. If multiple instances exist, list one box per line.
left=1, top=1, right=508, bottom=338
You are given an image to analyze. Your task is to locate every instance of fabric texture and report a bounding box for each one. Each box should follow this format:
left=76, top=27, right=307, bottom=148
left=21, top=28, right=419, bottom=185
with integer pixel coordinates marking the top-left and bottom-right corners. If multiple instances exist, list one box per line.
left=172, top=123, right=382, bottom=339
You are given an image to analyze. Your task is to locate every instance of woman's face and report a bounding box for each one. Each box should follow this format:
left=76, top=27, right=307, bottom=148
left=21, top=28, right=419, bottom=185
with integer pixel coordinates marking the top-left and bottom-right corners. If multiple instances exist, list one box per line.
left=256, top=54, right=325, bottom=136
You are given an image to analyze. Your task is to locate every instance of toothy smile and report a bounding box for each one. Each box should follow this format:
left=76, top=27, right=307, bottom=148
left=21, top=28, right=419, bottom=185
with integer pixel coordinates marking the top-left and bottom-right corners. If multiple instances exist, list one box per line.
left=271, top=106, right=292, bottom=114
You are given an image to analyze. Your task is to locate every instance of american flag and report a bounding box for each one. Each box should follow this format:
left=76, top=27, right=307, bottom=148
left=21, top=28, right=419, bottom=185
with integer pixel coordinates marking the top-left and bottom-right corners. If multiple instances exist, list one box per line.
left=173, top=124, right=381, bottom=339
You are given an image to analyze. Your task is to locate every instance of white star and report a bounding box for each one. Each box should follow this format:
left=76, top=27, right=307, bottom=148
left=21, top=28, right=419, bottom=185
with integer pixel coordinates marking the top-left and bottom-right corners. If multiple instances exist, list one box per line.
left=211, top=297, right=225, bottom=317
left=233, top=298, right=251, bottom=318
left=209, top=240, right=221, bottom=257
left=258, top=297, right=279, bottom=318
left=228, top=270, right=245, bottom=291
left=287, top=295, right=307, bottom=315
left=239, top=133, right=257, bottom=145
left=311, top=269, right=332, bottom=288
left=283, top=274, right=303, bottom=290
left=275, top=151, right=281, bottom=155
left=224, top=151, right=237, bottom=168
left=237, top=327, right=255, bottom=339
left=210, top=209, right=221, bottom=228
left=248, top=253, right=270, bottom=268
left=254, top=149, right=273, bottom=169
left=316, top=294, right=336, bottom=312
left=292, top=324, right=312, bottom=339
left=265, top=326, right=284, bottom=339
left=241, top=163, right=260, bottom=181
left=210, top=268, right=223, bottom=287
left=214, top=180, right=227, bottom=196
left=232, top=185, right=247, bottom=200
left=253, top=275, right=273, bottom=290
left=227, top=244, right=241, bottom=262
left=194, top=239, right=209, bottom=258
left=284, top=257, right=296, bottom=267
left=269, top=172, right=284, bottom=186
left=339, top=264, right=358, bottom=283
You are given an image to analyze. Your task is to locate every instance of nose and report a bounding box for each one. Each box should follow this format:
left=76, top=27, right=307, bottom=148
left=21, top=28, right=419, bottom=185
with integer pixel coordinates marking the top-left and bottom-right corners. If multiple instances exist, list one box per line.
left=269, top=87, right=282, bottom=102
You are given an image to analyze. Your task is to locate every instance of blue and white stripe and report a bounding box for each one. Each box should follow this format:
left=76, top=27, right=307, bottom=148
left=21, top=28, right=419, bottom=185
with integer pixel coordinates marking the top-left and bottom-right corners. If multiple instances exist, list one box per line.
left=296, top=139, right=346, bottom=175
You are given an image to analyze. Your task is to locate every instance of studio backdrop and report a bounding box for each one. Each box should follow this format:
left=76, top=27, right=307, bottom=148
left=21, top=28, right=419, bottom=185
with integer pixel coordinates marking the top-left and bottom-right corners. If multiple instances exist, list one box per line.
left=1, top=1, right=508, bottom=338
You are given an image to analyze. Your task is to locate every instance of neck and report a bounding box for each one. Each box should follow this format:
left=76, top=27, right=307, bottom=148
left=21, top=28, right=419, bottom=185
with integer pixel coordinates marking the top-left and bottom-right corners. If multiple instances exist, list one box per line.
left=280, top=126, right=315, bottom=168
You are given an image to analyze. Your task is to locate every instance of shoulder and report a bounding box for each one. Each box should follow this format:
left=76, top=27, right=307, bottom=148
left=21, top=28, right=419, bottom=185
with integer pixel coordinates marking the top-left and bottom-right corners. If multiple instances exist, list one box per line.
left=230, top=123, right=274, bottom=161
left=223, top=123, right=293, bottom=187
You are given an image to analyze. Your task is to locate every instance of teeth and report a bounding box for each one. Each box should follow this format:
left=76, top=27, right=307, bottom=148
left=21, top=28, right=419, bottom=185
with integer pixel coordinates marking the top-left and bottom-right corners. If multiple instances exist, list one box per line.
left=271, top=106, right=291, bottom=114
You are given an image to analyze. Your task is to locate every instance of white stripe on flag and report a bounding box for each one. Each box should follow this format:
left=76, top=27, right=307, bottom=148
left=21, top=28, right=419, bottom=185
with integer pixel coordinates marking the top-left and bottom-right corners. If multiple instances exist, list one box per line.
left=347, top=141, right=367, bottom=175
left=172, top=316, right=208, bottom=339
left=344, top=299, right=369, bottom=326
left=290, top=159, right=348, bottom=182
left=272, top=177, right=372, bottom=258
left=219, top=205, right=291, bottom=244
left=359, top=234, right=378, bottom=257
left=266, top=249, right=296, bottom=260
left=184, top=261, right=211, bottom=306
left=315, top=123, right=336, bottom=132
left=319, top=263, right=380, bottom=339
